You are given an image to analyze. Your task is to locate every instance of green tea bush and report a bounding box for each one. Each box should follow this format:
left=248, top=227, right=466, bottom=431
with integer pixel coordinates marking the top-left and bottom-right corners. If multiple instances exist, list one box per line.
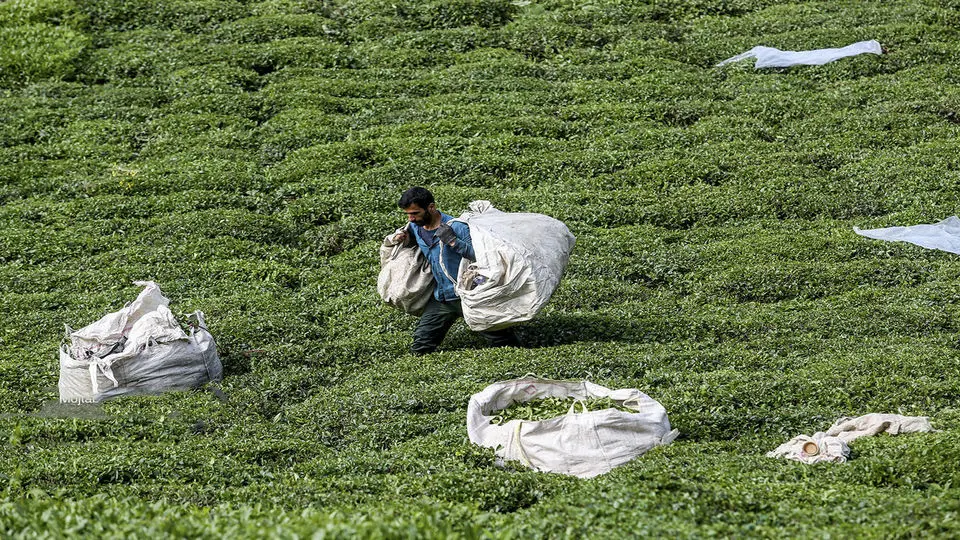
left=165, top=93, right=262, bottom=118
left=145, top=209, right=298, bottom=246
left=0, top=23, right=89, bottom=87
left=569, top=226, right=699, bottom=287
left=140, top=112, right=258, bottom=155
left=4, top=0, right=960, bottom=535
left=221, top=38, right=355, bottom=74
left=645, top=0, right=783, bottom=23
left=334, top=0, right=515, bottom=31
left=386, top=27, right=501, bottom=54
left=71, top=85, right=168, bottom=122
left=0, top=0, right=84, bottom=28
left=257, top=108, right=350, bottom=160
left=268, top=139, right=416, bottom=181
left=75, top=0, right=247, bottom=33
left=531, top=0, right=654, bottom=27
left=261, top=72, right=425, bottom=102
left=78, top=29, right=190, bottom=83
left=347, top=15, right=417, bottom=41
left=164, top=63, right=261, bottom=97
left=0, top=155, right=109, bottom=200
left=75, top=151, right=262, bottom=195
left=299, top=218, right=387, bottom=257
left=249, top=0, right=325, bottom=17
left=351, top=42, right=455, bottom=69
left=498, top=19, right=611, bottom=59
left=375, top=113, right=574, bottom=142
left=419, top=0, right=517, bottom=30
left=48, top=118, right=145, bottom=160
left=403, top=469, right=545, bottom=512
left=258, top=75, right=349, bottom=113
left=280, top=194, right=351, bottom=229
left=45, top=191, right=242, bottom=222
left=0, top=101, right=71, bottom=147
left=211, top=13, right=336, bottom=44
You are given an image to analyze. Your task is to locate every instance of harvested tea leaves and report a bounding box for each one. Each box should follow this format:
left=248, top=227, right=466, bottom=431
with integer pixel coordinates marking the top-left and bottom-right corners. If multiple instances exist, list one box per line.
left=490, top=396, right=636, bottom=425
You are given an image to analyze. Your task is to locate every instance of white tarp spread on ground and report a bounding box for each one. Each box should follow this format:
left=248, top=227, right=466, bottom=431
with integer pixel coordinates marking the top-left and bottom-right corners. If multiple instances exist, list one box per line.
left=467, top=378, right=678, bottom=478
left=59, top=281, right=222, bottom=402
left=767, top=414, right=936, bottom=464
left=717, top=39, right=883, bottom=68
left=442, top=201, right=575, bottom=332
left=854, top=216, right=960, bottom=255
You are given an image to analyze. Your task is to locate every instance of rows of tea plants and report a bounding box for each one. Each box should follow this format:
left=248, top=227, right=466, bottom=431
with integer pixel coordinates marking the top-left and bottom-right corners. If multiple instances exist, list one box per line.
left=3, top=0, right=960, bottom=536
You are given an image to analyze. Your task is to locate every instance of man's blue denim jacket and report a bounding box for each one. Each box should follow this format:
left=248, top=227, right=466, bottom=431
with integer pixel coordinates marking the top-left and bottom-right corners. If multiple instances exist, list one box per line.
left=411, top=213, right=475, bottom=302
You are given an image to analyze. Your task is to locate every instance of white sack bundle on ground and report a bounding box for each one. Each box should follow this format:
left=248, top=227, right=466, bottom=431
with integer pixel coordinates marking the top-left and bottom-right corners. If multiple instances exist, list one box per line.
left=442, top=201, right=575, bottom=331
left=59, top=281, right=222, bottom=403
left=467, top=377, right=678, bottom=478
left=767, top=414, right=936, bottom=464
left=717, top=39, right=883, bottom=68
left=854, top=216, right=960, bottom=255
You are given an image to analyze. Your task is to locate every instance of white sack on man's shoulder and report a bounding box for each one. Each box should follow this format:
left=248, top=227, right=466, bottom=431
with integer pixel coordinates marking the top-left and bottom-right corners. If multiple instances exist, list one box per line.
left=443, top=201, right=575, bottom=331
left=717, top=39, right=883, bottom=69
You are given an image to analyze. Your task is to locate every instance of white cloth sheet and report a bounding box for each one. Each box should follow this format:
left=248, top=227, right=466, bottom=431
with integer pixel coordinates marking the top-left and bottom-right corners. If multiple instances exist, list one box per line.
left=854, top=216, right=960, bottom=255
left=717, top=39, right=883, bottom=68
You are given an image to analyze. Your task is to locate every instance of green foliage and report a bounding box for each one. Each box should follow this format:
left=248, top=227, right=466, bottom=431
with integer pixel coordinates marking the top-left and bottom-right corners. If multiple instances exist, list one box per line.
left=0, top=23, right=89, bottom=87
left=164, top=64, right=262, bottom=96
left=211, top=13, right=337, bottom=44
left=4, top=0, right=960, bottom=536
left=498, top=19, right=611, bottom=60
left=75, top=0, right=248, bottom=33
left=332, top=0, right=516, bottom=33
left=257, top=107, right=350, bottom=158
left=78, top=29, right=193, bottom=83
left=0, top=0, right=82, bottom=26
left=223, top=38, right=356, bottom=74
left=419, top=0, right=517, bottom=30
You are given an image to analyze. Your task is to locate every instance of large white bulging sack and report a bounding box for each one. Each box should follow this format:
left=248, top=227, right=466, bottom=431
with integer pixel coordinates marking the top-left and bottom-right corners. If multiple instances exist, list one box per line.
left=467, top=378, right=678, bottom=478
left=377, top=223, right=434, bottom=316
left=59, top=281, right=223, bottom=403
left=443, top=201, right=575, bottom=331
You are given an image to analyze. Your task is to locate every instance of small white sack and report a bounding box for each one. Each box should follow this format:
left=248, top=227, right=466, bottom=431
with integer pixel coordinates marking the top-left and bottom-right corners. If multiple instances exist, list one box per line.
left=59, top=281, right=223, bottom=403
left=854, top=216, right=960, bottom=255
left=717, top=39, right=883, bottom=68
left=444, top=201, right=575, bottom=331
left=467, top=377, right=678, bottom=478
left=766, top=433, right=851, bottom=464
left=767, top=413, right=936, bottom=464
left=377, top=223, right=434, bottom=316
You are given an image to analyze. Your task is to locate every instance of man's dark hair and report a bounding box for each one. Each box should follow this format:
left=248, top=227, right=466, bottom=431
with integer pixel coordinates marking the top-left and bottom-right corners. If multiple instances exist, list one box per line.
left=398, top=186, right=435, bottom=209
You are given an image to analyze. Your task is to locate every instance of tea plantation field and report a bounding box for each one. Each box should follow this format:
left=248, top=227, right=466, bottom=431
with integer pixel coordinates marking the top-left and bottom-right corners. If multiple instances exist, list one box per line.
left=3, top=0, right=960, bottom=536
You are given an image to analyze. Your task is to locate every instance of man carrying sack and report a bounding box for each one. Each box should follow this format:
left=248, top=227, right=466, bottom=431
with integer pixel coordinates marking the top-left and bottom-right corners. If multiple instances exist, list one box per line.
left=394, top=186, right=520, bottom=355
